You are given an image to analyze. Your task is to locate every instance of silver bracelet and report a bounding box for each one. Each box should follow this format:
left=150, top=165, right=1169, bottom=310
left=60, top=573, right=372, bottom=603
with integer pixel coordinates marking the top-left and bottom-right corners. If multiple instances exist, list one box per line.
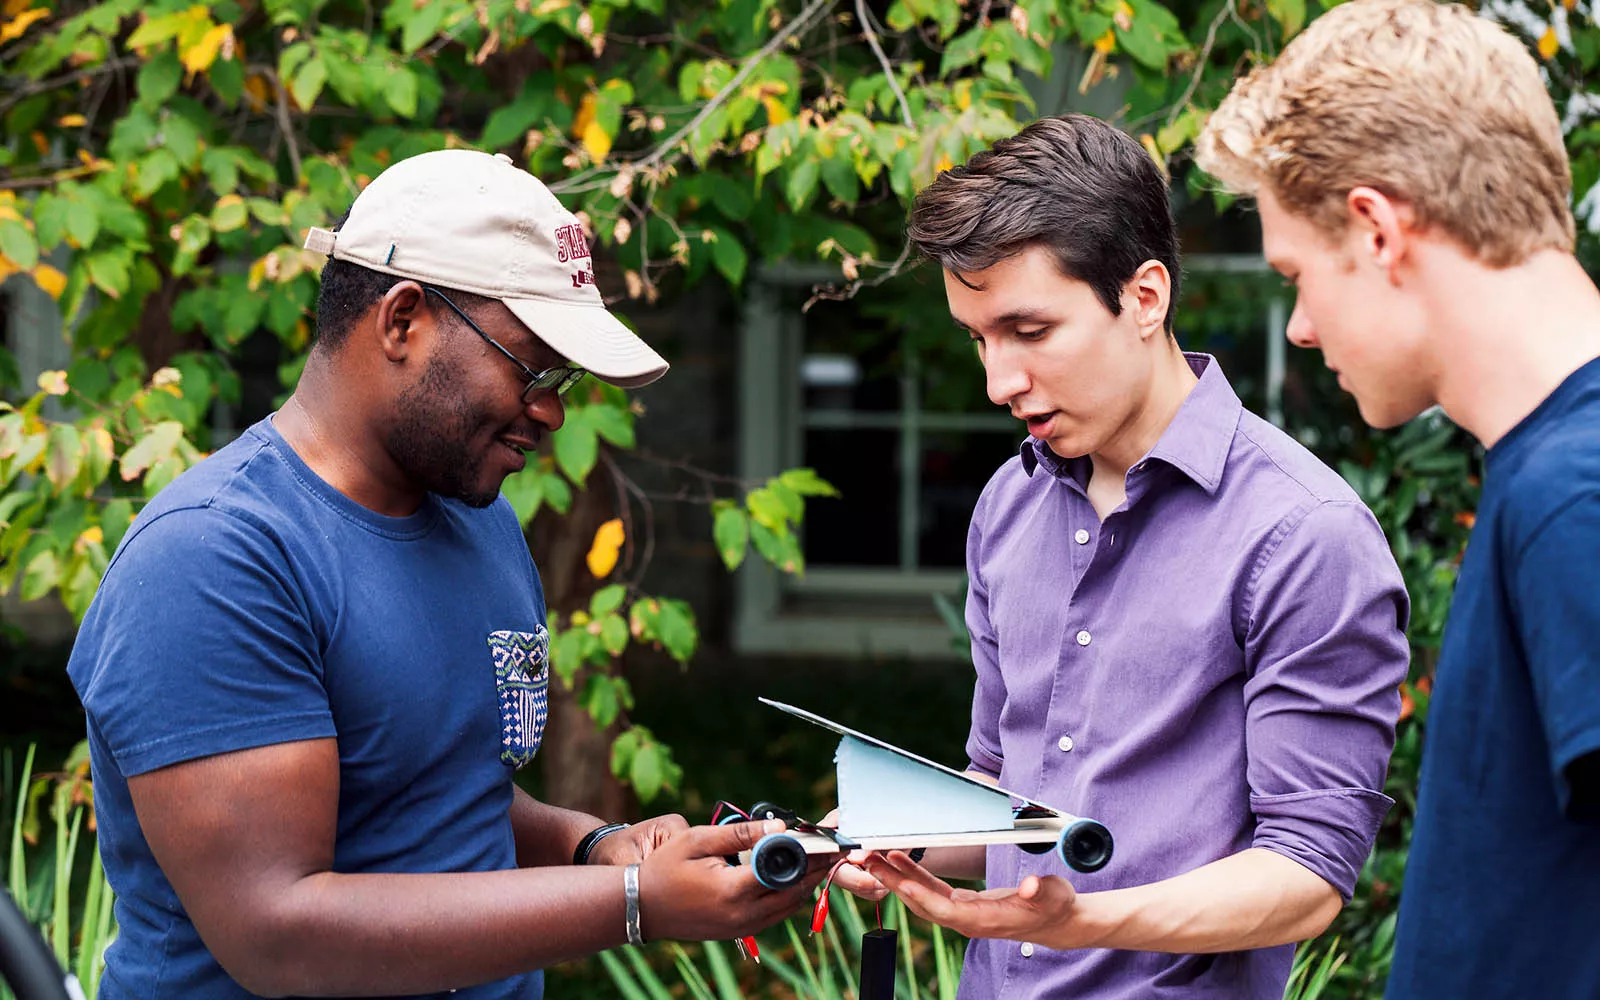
left=623, top=863, right=644, bottom=946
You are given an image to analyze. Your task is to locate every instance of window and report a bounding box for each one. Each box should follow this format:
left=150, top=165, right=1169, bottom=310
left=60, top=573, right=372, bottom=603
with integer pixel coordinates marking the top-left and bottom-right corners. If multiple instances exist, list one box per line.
left=735, top=257, right=1286, bottom=659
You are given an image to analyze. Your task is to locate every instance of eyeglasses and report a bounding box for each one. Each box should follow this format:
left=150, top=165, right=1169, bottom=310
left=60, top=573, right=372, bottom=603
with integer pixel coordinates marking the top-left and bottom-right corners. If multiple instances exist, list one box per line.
left=423, top=286, right=587, bottom=399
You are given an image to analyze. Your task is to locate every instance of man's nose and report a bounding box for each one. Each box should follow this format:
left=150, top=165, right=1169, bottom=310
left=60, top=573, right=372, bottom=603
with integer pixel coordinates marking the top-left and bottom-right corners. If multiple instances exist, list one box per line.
left=985, top=349, right=1029, bottom=407
left=1285, top=298, right=1318, bottom=349
left=525, top=390, right=565, bottom=432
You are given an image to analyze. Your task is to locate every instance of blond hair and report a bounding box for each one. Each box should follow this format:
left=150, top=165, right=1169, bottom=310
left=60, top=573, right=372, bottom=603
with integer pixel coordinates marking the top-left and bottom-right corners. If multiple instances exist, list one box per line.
left=1195, top=0, right=1573, bottom=266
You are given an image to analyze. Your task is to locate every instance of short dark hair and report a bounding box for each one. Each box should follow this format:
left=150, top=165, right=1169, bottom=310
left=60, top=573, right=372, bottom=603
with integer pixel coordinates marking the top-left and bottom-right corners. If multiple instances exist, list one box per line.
left=313, top=211, right=495, bottom=350
left=908, top=114, right=1180, bottom=332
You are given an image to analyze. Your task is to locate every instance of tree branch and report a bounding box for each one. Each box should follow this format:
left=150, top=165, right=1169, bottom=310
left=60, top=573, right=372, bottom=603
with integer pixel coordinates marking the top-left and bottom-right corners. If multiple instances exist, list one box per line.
left=855, top=0, right=915, bottom=128
left=254, top=65, right=304, bottom=183
left=0, top=58, right=140, bottom=116
left=1164, top=0, right=1234, bottom=131
left=548, top=0, right=838, bottom=195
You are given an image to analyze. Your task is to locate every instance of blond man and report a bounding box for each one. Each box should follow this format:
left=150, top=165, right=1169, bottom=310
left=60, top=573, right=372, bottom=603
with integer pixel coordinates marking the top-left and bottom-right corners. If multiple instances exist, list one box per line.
left=1198, top=1, right=1600, bottom=996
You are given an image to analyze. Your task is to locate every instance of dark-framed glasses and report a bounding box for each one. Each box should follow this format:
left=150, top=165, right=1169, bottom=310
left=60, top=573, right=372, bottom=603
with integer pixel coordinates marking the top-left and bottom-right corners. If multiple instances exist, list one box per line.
left=423, top=286, right=587, bottom=399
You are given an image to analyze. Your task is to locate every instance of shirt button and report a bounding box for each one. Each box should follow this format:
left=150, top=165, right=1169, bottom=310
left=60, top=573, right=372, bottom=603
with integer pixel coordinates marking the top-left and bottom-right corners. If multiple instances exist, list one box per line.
left=1076, top=630, right=1091, bottom=646
left=1020, top=942, right=1035, bottom=958
left=1074, top=528, right=1090, bottom=544
left=1058, top=735, right=1074, bottom=752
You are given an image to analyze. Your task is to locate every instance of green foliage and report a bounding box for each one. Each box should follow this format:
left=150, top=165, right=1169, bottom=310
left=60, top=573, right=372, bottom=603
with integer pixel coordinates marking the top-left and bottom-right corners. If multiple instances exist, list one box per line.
left=3, top=743, right=116, bottom=1000
left=599, top=892, right=965, bottom=1000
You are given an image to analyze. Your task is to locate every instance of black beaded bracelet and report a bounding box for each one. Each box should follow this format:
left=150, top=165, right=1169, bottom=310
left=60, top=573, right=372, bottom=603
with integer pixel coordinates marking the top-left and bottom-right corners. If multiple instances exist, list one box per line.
left=573, top=822, right=630, bottom=866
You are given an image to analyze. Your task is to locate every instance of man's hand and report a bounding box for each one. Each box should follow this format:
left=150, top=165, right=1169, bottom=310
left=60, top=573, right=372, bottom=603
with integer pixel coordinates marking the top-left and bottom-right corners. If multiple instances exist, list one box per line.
left=637, top=819, right=832, bottom=943
left=862, top=850, right=1086, bottom=949
left=589, top=814, right=690, bottom=866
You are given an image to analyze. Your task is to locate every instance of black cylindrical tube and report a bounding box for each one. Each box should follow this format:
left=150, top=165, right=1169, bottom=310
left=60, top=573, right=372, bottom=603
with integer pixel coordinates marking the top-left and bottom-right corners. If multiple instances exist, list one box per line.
left=858, top=928, right=898, bottom=1000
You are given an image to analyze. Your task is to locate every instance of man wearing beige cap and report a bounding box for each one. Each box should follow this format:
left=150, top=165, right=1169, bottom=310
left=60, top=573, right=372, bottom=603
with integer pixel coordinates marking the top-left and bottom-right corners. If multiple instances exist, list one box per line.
left=65, top=149, right=821, bottom=1000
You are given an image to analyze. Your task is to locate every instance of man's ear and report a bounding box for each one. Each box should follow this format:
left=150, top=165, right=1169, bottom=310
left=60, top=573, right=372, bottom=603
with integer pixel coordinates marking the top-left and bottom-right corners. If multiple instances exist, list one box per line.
left=1127, top=260, right=1172, bottom=341
left=1346, top=187, right=1417, bottom=284
left=375, top=281, right=428, bottom=363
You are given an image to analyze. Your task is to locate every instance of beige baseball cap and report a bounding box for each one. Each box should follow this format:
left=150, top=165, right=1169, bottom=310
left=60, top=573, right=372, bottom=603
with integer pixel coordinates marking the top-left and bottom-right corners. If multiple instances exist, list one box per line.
left=303, top=148, right=668, bottom=388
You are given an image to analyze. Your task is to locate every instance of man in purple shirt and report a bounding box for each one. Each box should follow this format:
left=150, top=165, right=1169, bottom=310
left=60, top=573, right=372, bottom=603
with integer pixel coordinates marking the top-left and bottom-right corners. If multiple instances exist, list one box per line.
left=852, top=115, right=1410, bottom=998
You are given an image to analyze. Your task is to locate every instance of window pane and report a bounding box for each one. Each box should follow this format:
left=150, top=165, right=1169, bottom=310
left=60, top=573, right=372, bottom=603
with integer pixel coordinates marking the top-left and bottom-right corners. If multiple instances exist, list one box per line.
left=918, top=431, right=1022, bottom=568
left=801, top=429, right=899, bottom=567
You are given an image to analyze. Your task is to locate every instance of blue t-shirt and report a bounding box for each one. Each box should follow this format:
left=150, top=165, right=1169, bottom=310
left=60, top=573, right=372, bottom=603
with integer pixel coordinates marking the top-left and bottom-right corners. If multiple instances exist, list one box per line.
left=1387, top=358, right=1600, bottom=998
left=67, top=416, right=551, bottom=999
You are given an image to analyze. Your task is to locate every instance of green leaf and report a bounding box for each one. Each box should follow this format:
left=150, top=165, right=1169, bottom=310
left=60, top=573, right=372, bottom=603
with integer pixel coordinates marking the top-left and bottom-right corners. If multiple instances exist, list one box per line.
left=749, top=519, right=804, bottom=575
left=591, top=584, right=627, bottom=617
left=712, top=502, right=749, bottom=571
left=20, top=548, right=59, bottom=602
left=629, top=739, right=674, bottom=802
left=248, top=197, right=290, bottom=227
left=583, top=674, right=623, bottom=727
left=655, top=599, right=697, bottom=663
left=85, top=250, right=131, bottom=299
left=0, top=219, right=39, bottom=270
left=211, top=196, right=248, bottom=233
left=137, top=50, right=183, bottom=108
left=401, top=1, right=450, bottom=54
left=768, top=479, right=803, bottom=522
left=44, top=424, right=82, bottom=493
left=125, top=10, right=189, bottom=49
left=291, top=56, right=328, bottom=111
left=64, top=196, right=98, bottom=249
left=120, top=421, right=184, bottom=481
left=134, top=149, right=181, bottom=199
left=553, top=415, right=599, bottom=484
left=819, top=154, right=859, bottom=206
left=600, top=614, right=629, bottom=656
left=710, top=229, right=748, bottom=286
left=778, top=467, right=840, bottom=497
left=745, top=486, right=788, bottom=531
left=209, top=56, right=244, bottom=106
left=785, top=158, right=820, bottom=212
left=588, top=404, right=635, bottom=448
left=1267, top=0, right=1307, bottom=37
left=482, top=90, right=549, bottom=151
left=543, top=470, right=572, bottom=514
left=500, top=464, right=545, bottom=524
left=385, top=68, right=419, bottom=118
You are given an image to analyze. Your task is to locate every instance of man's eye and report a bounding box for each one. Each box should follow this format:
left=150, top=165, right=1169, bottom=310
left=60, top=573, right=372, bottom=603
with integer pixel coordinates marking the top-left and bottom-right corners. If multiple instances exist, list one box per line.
left=1016, top=327, right=1048, bottom=340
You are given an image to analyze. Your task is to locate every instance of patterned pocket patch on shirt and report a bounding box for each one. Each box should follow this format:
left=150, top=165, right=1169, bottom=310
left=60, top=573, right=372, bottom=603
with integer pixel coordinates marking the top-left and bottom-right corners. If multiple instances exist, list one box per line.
left=488, top=627, right=550, bottom=769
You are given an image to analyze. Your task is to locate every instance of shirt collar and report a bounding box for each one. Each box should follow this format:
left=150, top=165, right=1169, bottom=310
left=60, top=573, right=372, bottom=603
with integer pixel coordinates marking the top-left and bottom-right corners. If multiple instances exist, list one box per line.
left=1019, top=353, right=1241, bottom=496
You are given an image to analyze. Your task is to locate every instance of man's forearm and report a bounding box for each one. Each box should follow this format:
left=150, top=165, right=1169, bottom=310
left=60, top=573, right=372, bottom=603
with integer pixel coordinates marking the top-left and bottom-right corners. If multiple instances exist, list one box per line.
left=509, top=785, right=608, bottom=868
left=1062, top=848, right=1341, bottom=953
left=243, top=865, right=627, bottom=997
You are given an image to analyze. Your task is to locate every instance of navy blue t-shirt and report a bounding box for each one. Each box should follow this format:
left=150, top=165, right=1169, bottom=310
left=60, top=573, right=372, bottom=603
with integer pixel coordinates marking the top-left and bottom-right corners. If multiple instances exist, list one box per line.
left=1387, top=358, right=1600, bottom=998
left=67, top=416, right=550, bottom=999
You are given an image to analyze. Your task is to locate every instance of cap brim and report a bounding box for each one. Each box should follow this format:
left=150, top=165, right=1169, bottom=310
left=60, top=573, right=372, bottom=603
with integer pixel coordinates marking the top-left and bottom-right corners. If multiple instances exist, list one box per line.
left=503, top=298, right=669, bottom=389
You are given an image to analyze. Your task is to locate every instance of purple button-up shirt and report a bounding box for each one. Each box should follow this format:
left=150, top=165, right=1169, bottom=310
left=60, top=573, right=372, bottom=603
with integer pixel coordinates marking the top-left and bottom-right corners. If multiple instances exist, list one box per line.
left=959, top=355, right=1408, bottom=999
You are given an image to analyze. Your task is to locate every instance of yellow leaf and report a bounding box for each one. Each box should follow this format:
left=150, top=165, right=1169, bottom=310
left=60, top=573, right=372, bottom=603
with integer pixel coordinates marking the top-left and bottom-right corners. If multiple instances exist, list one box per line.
left=934, top=153, right=954, bottom=173
left=3, top=0, right=34, bottom=16
left=1114, top=0, right=1134, bottom=30
left=761, top=96, right=791, bottom=126
left=57, top=114, right=87, bottom=128
left=581, top=118, right=612, bottom=162
left=37, top=369, right=69, bottom=395
left=1538, top=26, right=1559, bottom=60
left=586, top=517, right=625, bottom=578
left=243, top=73, right=270, bottom=110
left=30, top=263, right=66, bottom=299
left=182, top=22, right=232, bottom=76
left=0, top=7, right=48, bottom=45
left=1140, top=133, right=1169, bottom=180
left=571, top=92, right=597, bottom=141
left=1094, top=29, right=1115, bottom=54
left=76, top=525, right=104, bottom=553
left=0, top=256, right=17, bottom=282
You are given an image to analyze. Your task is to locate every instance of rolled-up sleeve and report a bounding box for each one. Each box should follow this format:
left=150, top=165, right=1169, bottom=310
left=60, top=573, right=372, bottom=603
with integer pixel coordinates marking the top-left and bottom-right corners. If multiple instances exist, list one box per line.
left=965, top=486, right=1006, bottom=779
left=1242, top=500, right=1411, bottom=899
